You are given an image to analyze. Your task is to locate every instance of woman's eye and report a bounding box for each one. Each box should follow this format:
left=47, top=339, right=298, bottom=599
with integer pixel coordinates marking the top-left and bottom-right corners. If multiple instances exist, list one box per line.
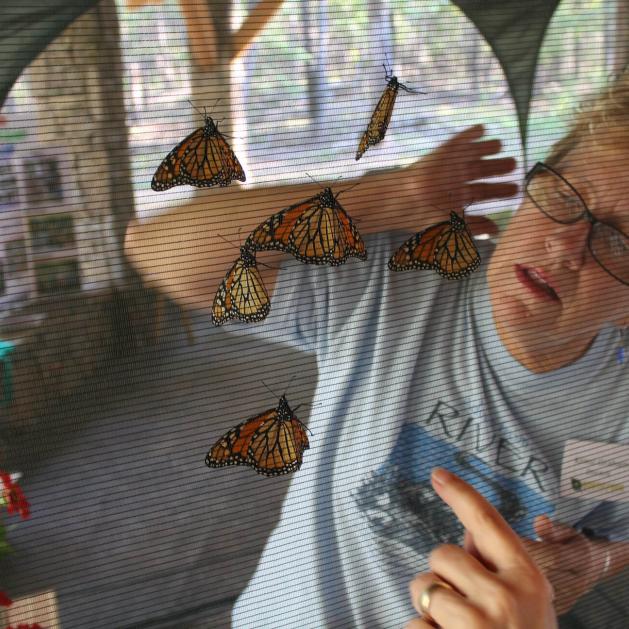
left=557, top=189, right=581, bottom=209
left=607, top=232, right=629, bottom=257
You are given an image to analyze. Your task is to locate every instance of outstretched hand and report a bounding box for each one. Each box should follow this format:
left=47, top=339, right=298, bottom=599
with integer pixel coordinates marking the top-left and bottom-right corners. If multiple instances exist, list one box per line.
left=375, top=124, right=519, bottom=237
left=405, top=469, right=557, bottom=629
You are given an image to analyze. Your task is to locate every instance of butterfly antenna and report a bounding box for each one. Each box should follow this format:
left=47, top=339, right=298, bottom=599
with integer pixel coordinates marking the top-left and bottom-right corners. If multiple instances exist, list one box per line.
left=383, top=52, right=393, bottom=79
left=305, top=172, right=324, bottom=188
left=399, top=82, right=426, bottom=95
left=279, top=373, right=297, bottom=396
left=187, top=99, right=206, bottom=119
left=217, top=232, right=241, bottom=251
left=261, top=380, right=279, bottom=399
left=294, top=400, right=322, bottom=411
left=336, top=179, right=361, bottom=199
left=258, top=259, right=279, bottom=271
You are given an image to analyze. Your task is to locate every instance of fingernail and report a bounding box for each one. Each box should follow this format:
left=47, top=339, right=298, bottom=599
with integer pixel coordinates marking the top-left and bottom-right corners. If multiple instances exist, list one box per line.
left=432, top=467, right=452, bottom=488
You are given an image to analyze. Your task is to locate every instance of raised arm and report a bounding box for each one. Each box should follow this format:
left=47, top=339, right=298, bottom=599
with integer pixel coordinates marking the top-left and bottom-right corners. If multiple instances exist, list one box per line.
left=124, top=124, right=517, bottom=310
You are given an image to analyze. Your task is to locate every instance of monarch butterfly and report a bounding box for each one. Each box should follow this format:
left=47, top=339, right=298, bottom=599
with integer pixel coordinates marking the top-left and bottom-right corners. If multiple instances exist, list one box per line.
left=245, top=186, right=367, bottom=266
left=356, top=64, right=425, bottom=161
left=388, top=210, right=481, bottom=280
left=205, top=395, right=310, bottom=476
left=151, top=113, right=245, bottom=190
left=211, top=245, right=270, bottom=325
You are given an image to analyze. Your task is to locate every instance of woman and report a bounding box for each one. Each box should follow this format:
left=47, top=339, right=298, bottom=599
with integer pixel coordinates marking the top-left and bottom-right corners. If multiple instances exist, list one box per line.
left=125, top=77, right=629, bottom=627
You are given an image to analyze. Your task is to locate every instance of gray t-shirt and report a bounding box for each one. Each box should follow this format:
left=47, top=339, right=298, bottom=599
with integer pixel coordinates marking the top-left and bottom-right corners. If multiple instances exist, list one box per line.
left=230, top=231, right=629, bottom=629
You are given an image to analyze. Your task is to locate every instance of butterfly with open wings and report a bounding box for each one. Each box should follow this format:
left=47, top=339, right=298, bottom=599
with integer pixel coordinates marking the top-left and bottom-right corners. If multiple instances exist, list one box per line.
left=205, top=395, right=310, bottom=476
left=152, top=113, right=245, bottom=190
left=245, top=186, right=367, bottom=266
left=388, top=210, right=481, bottom=280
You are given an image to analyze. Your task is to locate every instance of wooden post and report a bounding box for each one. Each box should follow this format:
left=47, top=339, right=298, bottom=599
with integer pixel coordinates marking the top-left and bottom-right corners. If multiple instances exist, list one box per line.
left=614, top=0, right=629, bottom=76
left=95, top=0, right=139, bottom=286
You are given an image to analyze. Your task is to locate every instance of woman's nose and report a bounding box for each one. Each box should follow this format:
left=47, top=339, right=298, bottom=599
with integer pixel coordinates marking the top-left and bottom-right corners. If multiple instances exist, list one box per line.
left=544, top=221, right=590, bottom=269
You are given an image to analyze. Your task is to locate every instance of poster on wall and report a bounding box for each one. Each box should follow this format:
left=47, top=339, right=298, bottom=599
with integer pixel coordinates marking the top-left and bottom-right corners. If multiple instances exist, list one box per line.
left=28, top=215, right=75, bottom=251
left=0, top=150, right=18, bottom=208
left=34, top=259, right=81, bottom=295
left=23, top=155, right=63, bottom=205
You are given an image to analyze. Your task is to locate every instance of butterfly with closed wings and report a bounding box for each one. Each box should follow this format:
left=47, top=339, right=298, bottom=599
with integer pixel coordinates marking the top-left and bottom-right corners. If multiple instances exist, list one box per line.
left=356, top=64, right=425, bottom=161
left=205, top=395, right=311, bottom=476
left=212, top=245, right=270, bottom=325
left=245, top=186, right=367, bottom=266
left=388, top=210, right=481, bottom=280
left=151, top=112, right=245, bottom=190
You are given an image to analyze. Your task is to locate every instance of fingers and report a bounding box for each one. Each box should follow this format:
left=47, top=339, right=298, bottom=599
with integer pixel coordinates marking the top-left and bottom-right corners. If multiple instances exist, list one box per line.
left=429, top=543, right=500, bottom=595
left=470, top=155, right=517, bottom=181
left=473, top=138, right=504, bottom=158
left=440, top=125, right=508, bottom=163
left=431, top=468, right=533, bottom=572
left=443, top=124, right=486, bottom=147
left=409, top=572, right=486, bottom=629
left=534, top=516, right=579, bottom=543
left=465, top=181, right=519, bottom=204
left=521, top=537, right=558, bottom=574
left=466, top=216, right=499, bottom=237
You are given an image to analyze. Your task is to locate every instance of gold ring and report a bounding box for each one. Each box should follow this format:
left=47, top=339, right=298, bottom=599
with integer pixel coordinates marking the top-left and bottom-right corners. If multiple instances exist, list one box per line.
left=419, top=579, right=455, bottom=623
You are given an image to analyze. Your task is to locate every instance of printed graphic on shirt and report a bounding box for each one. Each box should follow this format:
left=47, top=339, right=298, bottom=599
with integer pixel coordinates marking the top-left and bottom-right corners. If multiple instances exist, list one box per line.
left=353, top=405, right=555, bottom=572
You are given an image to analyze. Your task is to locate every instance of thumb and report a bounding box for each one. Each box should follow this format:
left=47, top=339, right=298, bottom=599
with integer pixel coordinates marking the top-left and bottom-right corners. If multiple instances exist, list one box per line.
left=534, top=515, right=578, bottom=543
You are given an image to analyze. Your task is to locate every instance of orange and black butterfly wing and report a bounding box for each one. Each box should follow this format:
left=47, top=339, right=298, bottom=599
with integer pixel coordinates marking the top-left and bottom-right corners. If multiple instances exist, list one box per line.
left=206, top=408, right=276, bottom=469
left=152, top=127, right=206, bottom=191
left=388, top=220, right=450, bottom=271
left=152, top=122, right=245, bottom=190
left=247, top=414, right=310, bottom=477
left=333, top=200, right=368, bottom=263
left=246, top=190, right=367, bottom=266
left=187, top=131, right=245, bottom=187
left=287, top=196, right=367, bottom=265
left=356, top=83, right=398, bottom=160
left=432, top=213, right=481, bottom=280
left=211, top=249, right=270, bottom=325
left=245, top=197, right=318, bottom=254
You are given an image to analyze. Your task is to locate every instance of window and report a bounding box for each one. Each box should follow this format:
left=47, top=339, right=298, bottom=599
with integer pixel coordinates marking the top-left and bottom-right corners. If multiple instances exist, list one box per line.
left=116, top=0, right=194, bottom=216
left=234, top=0, right=520, bottom=190
left=528, top=0, right=617, bottom=162
left=116, top=0, right=617, bottom=216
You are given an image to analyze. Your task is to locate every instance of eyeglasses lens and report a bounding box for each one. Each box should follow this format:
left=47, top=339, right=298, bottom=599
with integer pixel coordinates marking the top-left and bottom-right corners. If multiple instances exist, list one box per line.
left=590, top=223, right=629, bottom=283
left=526, top=167, right=584, bottom=223
left=526, top=164, right=629, bottom=285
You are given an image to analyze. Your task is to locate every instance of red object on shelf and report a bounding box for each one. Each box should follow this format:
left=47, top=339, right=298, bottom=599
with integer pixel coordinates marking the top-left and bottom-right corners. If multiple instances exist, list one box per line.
left=0, top=473, right=30, bottom=520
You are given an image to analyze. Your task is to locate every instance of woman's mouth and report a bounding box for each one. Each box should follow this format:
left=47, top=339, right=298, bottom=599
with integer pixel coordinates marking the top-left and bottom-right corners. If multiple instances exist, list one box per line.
left=515, top=265, right=560, bottom=302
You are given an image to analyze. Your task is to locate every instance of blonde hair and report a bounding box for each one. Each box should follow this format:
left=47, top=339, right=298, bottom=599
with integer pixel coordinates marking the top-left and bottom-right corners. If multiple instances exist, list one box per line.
left=546, top=69, right=629, bottom=166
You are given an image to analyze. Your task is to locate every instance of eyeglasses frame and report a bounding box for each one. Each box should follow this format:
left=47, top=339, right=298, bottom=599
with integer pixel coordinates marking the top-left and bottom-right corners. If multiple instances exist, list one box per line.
left=524, top=161, right=629, bottom=286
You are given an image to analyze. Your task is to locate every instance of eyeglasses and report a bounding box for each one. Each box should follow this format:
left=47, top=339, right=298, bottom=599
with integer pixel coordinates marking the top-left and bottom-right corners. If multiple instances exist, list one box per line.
left=524, top=162, right=629, bottom=286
